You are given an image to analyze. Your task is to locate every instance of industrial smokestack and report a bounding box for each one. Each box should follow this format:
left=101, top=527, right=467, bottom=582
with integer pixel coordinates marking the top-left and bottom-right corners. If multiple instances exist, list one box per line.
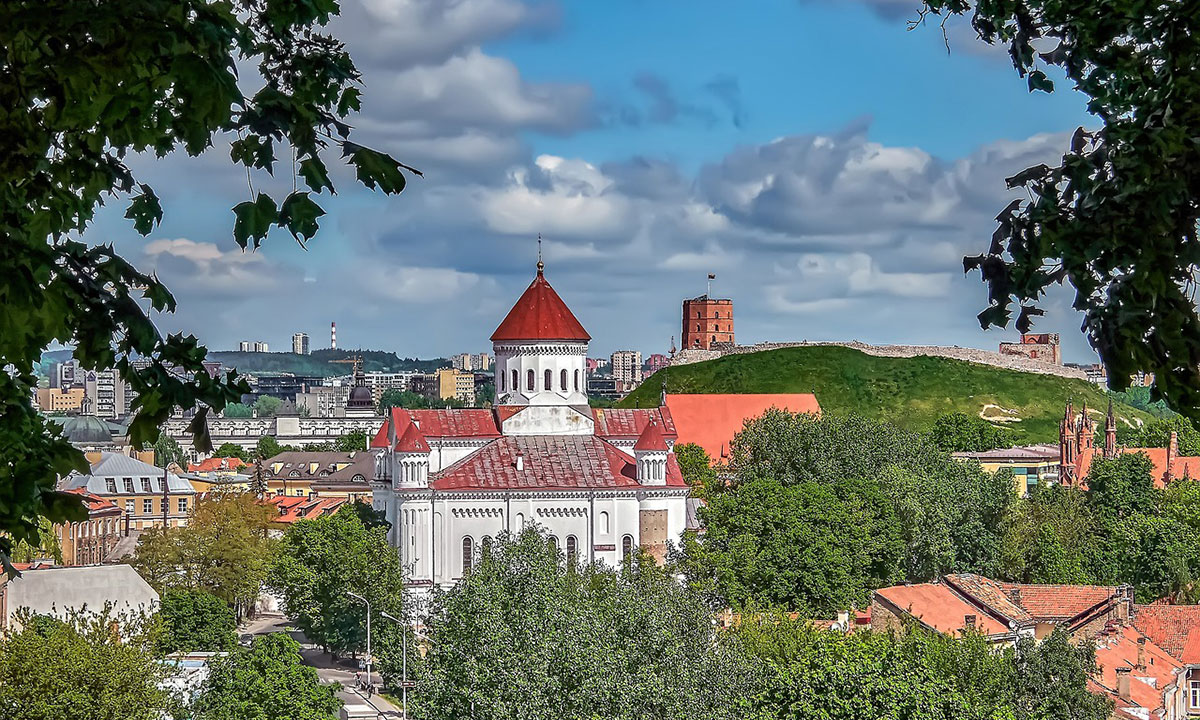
left=331, top=322, right=337, bottom=350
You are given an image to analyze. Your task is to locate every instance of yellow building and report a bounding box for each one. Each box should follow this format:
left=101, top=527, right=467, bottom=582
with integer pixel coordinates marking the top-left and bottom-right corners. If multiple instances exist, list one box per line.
left=61, top=452, right=195, bottom=530
left=36, top=386, right=85, bottom=413
left=436, top=368, right=476, bottom=405
left=263, top=451, right=373, bottom=502
left=952, top=444, right=1061, bottom=496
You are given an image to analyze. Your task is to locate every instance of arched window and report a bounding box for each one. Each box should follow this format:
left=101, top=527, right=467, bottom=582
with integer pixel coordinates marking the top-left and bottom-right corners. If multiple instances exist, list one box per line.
left=599, top=511, right=610, bottom=534
left=462, top=536, right=474, bottom=574
left=512, top=369, right=519, bottom=392
left=499, top=372, right=505, bottom=392
left=622, top=535, right=634, bottom=566
left=566, top=535, right=578, bottom=563
left=560, top=369, right=568, bottom=391
left=548, top=535, right=559, bottom=554
left=696, top=311, right=701, bottom=318
left=481, top=536, right=492, bottom=557
left=696, top=324, right=701, bottom=332
left=574, top=370, right=580, bottom=391
left=715, top=311, right=720, bottom=319
left=515, top=512, right=525, bottom=528
left=527, top=369, right=535, bottom=392
left=544, top=369, right=552, bottom=391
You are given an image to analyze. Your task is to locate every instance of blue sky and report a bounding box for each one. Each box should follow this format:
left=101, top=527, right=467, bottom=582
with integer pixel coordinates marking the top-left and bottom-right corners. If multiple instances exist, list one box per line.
left=97, top=0, right=1101, bottom=362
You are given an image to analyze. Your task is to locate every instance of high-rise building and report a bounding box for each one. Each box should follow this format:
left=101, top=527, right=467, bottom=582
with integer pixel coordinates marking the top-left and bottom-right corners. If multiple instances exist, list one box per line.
left=610, top=350, right=643, bottom=391
left=681, top=294, right=734, bottom=350
left=83, top=368, right=132, bottom=419
left=330, top=322, right=337, bottom=349
left=292, top=332, right=310, bottom=355
left=239, top=341, right=251, bottom=352
left=436, top=368, right=476, bottom=405
left=253, top=341, right=269, bottom=353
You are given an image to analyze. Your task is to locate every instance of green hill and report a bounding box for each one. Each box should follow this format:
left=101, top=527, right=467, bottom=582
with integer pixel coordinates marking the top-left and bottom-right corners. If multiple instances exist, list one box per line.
left=207, top=349, right=450, bottom=377
left=620, top=345, right=1151, bottom=445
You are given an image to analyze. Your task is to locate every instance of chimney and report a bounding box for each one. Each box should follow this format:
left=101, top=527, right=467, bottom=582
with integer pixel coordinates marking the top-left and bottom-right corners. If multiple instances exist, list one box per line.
left=1137, top=636, right=1147, bottom=671
left=964, top=614, right=977, bottom=632
left=1116, top=666, right=1131, bottom=701
left=1168, top=431, right=1179, bottom=476
left=515, top=453, right=524, bottom=472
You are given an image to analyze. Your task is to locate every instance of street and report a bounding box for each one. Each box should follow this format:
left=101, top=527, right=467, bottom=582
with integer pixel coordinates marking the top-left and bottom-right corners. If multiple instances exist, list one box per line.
left=242, top=614, right=403, bottom=719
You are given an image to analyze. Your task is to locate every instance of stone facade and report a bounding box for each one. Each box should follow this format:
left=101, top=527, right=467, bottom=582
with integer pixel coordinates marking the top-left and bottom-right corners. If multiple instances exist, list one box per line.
left=681, top=296, right=734, bottom=350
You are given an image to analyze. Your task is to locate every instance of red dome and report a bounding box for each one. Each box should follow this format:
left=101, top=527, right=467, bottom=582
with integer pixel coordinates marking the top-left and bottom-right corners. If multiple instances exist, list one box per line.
left=491, top=266, right=590, bottom=343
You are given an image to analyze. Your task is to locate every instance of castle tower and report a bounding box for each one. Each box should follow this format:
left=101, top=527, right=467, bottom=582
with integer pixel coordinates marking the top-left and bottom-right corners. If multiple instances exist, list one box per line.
left=491, top=261, right=590, bottom=408
left=681, top=279, right=734, bottom=350
left=1105, top=400, right=1117, bottom=458
left=1060, top=401, right=1077, bottom=484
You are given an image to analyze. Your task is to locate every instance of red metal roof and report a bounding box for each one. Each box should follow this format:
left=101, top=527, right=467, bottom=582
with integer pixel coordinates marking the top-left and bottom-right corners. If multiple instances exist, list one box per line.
left=395, top=423, right=431, bottom=453
left=634, top=419, right=669, bottom=451
left=490, top=267, right=590, bottom=342
left=380, top=408, right=502, bottom=441
left=430, top=436, right=686, bottom=491
left=663, top=393, right=821, bottom=462
left=591, top=407, right=676, bottom=439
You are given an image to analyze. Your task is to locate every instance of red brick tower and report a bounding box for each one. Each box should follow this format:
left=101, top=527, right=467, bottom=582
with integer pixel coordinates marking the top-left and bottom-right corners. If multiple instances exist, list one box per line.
left=681, top=295, right=734, bottom=350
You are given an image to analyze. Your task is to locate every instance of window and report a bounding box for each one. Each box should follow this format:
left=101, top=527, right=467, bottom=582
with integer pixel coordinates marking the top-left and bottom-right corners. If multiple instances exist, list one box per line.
left=527, top=370, right=535, bottom=392
left=499, top=372, right=505, bottom=392
left=696, top=324, right=701, bottom=332
left=124, top=500, right=134, bottom=514
left=622, top=535, right=634, bottom=566
left=544, top=369, right=552, bottom=391
left=1191, top=681, right=1200, bottom=709
left=715, top=311, right=720, bottom=318
left=599, top=511, right=610, bottom=534
left=462, top=536, right=474, bottom=574
left=515, top=512, right=525, bottom=528
left=560, top=369, right=567, bottom=391
left=123, top=478, right=134, bottom=493
left=696, top=311, right=701, bottom=318
left=142, top=499, right=153, bottom=515
left=511, top=369, right=518, bottom=393
left=177, top=497, right=188, bottom=514
left=140, top=477, right=152, bottom=493
left=566, top=535, right=578, bottom=563
left=548, top=535, right=559, bottom=554
left=105, top=478, right=116, bottom=493
left=574, top=370, right=580, bottom=391
left=481, top=536, right=492, bottom=557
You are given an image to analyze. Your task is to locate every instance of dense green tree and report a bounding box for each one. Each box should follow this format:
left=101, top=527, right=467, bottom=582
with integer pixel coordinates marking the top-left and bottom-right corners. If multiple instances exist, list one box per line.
left=0, top=608, right=175, bottom=720
left=674, top=442, right=717, bottom=493
left=133, top=489, right=275, bottom=618
left=9, top=516, right=64, bottom=563
left=221, top=402, right=254, bottom=419
left=190, top=633, right=341, bottom=720
left=474, top=382, right=496, bottom=407
left=1127, top=417, right=1200, bottom=456
left=734, top=614, right=1110, bottom=720
left=378, top=388, right=430, bottom=412
left=681, top=412, right=1009, bottom=610
left=921, top=1, right=1200, bottom=415
left=159, top=589, right=236, bottom=654
left=1000, top=485, right=1094, bottom=585
left=255, top=435, right=284, bottom=461
left=929, top=411, right=1009, bottom=452
left=0, top=0, right=413, bottom=565
left=253, top=395, right=283, bottom=418
left=154, top=433, right=187, bottom=469
left=334, top=431, right=368, bottom=453
left=1086, top=453, right=1159, bottom=521
left=267, top=504, right=406, bottom=655
left=1100, top=514, right=1199, bottom=603
left=213, top=442, right=248, bottom=461
left=407, top=528, right=753, bottom=720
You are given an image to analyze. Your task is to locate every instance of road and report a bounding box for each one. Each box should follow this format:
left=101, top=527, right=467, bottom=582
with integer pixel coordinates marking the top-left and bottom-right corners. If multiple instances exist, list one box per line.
left=242, top=613, right=403, bottom=719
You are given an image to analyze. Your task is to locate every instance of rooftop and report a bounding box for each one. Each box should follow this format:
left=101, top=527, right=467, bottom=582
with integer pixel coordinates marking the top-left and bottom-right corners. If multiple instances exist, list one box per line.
left=663, top=393, right=821, bottom=462
left=490, top=266, right=590, bottom=343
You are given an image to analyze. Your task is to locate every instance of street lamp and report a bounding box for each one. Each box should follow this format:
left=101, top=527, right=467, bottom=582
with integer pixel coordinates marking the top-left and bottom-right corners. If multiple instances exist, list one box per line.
left=346, top=591, right=372, bottom=693
left=380, top=611, right=409, bottom=719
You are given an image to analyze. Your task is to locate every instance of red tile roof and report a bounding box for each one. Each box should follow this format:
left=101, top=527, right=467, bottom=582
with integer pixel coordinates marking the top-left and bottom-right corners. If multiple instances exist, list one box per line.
left=634, top=419, right=669, bottom=451
left=490, top=267, right=590, bottom=342
left=663, top=393, right=821, bottom=462
left=264, top=495, right=349, bottom=524
left=1091, top=624, right=1179, bottom=715
left=187, top=457, right=249, bottom=473
left=874, top=583, right=1010, bottom=637
left=430, top=436, right=686, bottom=491
left=1133, top=604, right=1200, bottom=661
left=395, top=423, right=430, bottom=453
left=62, top=487, right=122, bottom=516
left=943, top=574, right=1030, bottom=623
left=591, top=407, right=676, bottom=440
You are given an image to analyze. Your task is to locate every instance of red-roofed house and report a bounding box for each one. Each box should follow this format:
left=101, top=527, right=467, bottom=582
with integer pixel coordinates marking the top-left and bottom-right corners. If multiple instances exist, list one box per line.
left=663, top=393, right=820, bottom=463
left=371, top=263, right=693, bottom=596
left=53, top=488, right=125, bottom=566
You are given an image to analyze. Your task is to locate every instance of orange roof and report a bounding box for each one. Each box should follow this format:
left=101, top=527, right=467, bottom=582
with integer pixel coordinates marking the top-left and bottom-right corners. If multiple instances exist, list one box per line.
left=490, top=267, right=590, bottom=342
left=874, top=583, right=1009, bottom=637
left=62, top=487, right=122, bottom=516
left=188, top=457, right=250, bottom=473
left=1092, top=625, right=1179, bottom=715
left=264, top=495, right=349, bottom=524
left=998, top=581, right=1118, bottom=620
left=633, top=419, right=669, bottom=451
left=663, top=393, right=820, bottom=462
left=1133, top=604, right=1200, bottom=661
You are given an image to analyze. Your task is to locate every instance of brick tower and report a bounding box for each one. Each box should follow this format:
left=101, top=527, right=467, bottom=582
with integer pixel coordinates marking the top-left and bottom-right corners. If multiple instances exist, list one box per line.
left=681, top=295, right=734, bottom=350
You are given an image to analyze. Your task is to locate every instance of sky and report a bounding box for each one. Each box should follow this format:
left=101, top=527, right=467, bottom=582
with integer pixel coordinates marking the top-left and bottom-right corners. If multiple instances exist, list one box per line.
left=91, top=0, right=1101, bottom=361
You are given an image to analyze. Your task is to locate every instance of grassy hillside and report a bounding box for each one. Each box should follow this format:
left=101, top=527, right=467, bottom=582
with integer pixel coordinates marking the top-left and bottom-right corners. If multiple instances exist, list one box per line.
left=207, top=349, right=450, bottom=377
left=620, top=345, right=1152, bottom=445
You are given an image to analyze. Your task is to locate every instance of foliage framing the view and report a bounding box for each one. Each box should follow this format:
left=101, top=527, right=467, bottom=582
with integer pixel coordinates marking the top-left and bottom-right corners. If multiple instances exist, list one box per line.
left=920, top=2, right=1200, bottom=413
left=0, top=0, right=415, bottom=560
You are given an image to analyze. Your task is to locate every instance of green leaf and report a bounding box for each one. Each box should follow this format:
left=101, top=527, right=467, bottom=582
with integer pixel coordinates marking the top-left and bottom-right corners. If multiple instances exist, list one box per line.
left=1027, top=69, right=1055, bottom=94
left=232, top=193, right=279, bottom=249
left=342, top=142, right=408, bottom=194
left=277, top=192, right=325, bottom=242
left=299, top=157, right=334, bottom=194
left=124, top=185, right=163, bottom=235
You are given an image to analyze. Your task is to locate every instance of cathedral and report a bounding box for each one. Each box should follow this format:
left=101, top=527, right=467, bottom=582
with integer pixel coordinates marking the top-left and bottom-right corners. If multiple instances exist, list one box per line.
left=370, top=262, right=692, bottom=594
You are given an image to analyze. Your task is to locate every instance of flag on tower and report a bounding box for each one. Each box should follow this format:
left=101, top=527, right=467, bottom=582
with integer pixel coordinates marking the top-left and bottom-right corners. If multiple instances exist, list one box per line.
left=708, top=273, right=716, bottom=280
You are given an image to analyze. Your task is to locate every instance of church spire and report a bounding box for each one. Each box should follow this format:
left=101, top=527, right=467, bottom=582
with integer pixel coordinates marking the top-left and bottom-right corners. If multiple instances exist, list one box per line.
left=1105, top=399, right=1117, bottom=458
